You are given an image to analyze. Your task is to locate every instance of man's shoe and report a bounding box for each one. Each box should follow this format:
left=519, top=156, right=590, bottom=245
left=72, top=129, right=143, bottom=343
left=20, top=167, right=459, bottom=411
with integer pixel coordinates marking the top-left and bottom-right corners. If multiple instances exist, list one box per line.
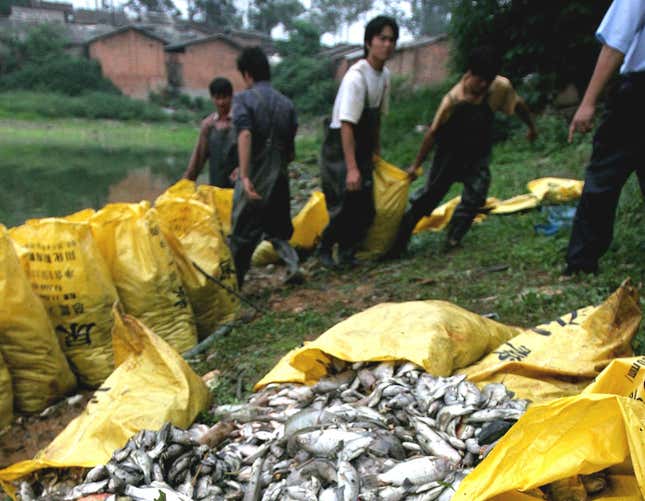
left=338, top=248, right=358, bottom=269
left=317, top=247, right=337, bottom=269
left=284, top=267, right=305, bottom=285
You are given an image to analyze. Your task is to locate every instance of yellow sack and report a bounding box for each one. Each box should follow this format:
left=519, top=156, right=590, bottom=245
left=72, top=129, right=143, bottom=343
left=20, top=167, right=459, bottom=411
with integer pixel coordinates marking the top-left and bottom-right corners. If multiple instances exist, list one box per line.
left=252, top=191, right=329, bottom=266
left=0, top=226, right=76, bottom=413
left=155, top=197, right=239, bottom=339
left=9, top=218, right=117, bottom=387
left=194, top=184, right=234, bottom=236
left=527, top=177, right=584, bottom=204
left=357, top=157, right=410, bottom=259
left=256, top=300, right=521, bottom=389
left=490, top=194, right=541, bottom=214
left=157, top=180, right=235, bottom=236
left=0, top=306, right=211, bottom=499
left=0, top=350, right=12, bottom=429
left=89, top=202, right=198, bottom=353
left=454, top=356, right=645, bottom=501
left=413, top=197, right=495, bottom=234
left=460, top=280, right=639, bottom=403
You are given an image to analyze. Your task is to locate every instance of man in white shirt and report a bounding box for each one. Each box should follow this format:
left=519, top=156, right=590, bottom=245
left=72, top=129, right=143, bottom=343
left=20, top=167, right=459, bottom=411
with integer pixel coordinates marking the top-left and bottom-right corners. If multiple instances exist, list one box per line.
left=565, top=0, right=645, bottom=275
left=318, top=15, right=398, bottom=269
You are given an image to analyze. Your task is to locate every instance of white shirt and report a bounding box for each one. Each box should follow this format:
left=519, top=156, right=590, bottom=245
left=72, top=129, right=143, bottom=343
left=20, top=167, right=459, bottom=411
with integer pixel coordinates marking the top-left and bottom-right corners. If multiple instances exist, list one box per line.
left=330, top=59, right=390, bottom=129
left=596, top=0, right=645, bottom=74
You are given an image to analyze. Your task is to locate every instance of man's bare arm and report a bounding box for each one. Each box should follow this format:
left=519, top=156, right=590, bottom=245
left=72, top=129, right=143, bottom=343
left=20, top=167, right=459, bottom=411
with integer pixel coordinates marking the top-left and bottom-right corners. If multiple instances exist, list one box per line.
left=514, top=97, right=538, bottom=141
left=568, top=44, right=624, bottom=142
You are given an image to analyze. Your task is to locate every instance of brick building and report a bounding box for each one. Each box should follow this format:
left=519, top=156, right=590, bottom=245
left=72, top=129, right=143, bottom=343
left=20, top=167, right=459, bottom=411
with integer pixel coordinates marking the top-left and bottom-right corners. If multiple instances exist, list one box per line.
left=87, top=26, right=168, bottom=98
left=333, top=35, right=450, bottom=88
left=165, top=34, right=246, bottom=97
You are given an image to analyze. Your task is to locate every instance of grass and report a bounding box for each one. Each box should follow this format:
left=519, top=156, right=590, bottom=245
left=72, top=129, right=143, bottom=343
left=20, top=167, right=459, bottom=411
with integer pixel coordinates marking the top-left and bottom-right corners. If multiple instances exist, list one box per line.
left=1, top=84, right=643, bottom=411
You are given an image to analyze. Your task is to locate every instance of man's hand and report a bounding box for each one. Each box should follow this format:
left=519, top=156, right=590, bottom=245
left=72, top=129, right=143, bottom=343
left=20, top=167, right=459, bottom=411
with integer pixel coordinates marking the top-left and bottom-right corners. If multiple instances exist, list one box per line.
left=346, top=168, right=361, bottom=192
left=229, top=167, right=239, bottom=182
left=406, top=165, right=419, bottom=181
left=527, top=126, right=538, bottom=143
left=568, top=102, right=595, bottom=143
left=242, top=176, right=262, bottom=201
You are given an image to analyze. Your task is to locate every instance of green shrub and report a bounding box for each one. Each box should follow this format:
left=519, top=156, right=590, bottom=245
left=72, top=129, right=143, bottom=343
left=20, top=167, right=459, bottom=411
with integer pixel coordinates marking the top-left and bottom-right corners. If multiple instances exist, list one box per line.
left=0, top=56, right=120, bottom=96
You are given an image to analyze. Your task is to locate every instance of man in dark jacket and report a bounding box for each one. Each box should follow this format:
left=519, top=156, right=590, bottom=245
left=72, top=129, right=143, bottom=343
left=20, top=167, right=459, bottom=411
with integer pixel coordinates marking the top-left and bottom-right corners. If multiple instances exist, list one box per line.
left=230, top=47, right=302, bottom=288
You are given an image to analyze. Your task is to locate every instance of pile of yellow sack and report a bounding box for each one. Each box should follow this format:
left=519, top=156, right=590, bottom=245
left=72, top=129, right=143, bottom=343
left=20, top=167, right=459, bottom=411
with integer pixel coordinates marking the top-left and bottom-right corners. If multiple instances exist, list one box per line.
left=0, top=189, right=240, bottom=427
left=256, top=279, right=644, bottom=500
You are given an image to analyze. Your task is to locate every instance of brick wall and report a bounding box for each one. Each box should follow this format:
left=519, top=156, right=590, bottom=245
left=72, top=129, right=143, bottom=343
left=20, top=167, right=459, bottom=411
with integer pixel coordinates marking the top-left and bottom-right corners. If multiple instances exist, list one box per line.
left=89, top=29, right=167, bottom=98
left=336, top=39, right=451, bottom=88
left=173, top=39, right=244, bottom=98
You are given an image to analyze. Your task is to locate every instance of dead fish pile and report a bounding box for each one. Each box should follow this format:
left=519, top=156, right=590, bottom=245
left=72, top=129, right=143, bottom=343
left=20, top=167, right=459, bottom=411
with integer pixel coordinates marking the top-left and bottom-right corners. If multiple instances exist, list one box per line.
left=40, top=359, right=531, bottom=500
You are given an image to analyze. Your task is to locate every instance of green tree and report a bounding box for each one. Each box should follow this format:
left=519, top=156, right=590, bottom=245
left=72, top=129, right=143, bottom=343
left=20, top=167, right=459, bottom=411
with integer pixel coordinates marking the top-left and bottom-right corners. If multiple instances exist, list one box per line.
left=0, top=0, right=27, bottom=17
left=305, top=0, right=371, bottom=36
left=449, top=0, right=612, bottom=106
left=273, top=21, right=337, bottom=116
left=248, top=0, right=304, bottom=34
left=190, top=0, right=241, bottom=28
left=123, top=0, right=181, bottom=18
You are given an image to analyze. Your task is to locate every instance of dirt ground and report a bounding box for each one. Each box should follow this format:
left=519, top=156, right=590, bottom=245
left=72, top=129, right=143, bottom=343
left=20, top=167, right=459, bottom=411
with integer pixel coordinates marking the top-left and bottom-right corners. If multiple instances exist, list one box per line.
left=0, top=393, right=92, bottom=469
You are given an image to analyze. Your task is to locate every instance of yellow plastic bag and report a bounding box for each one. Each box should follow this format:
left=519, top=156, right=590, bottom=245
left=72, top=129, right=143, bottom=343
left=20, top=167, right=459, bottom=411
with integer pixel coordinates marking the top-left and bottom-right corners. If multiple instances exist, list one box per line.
left=0, top=306, right=211, bottom=498
left=9, top=218, right=117, bottom=387
left=89, top=202, right=198, bottom=353
left=0, top=226, right=76, bottom=413
left=252, top=191, right=329, bottom=266
left=460, top=280, right=640, bottom=403
left=490, top=194, right=541, bottom=214
left=155, top=197, right=239, bottom=339
left=527, top=177, right=584, bottom=204
left=256, top=300, right=521, bottom=389
left=0, top=350, right=12, bottom=429
left=194, top=184, right=234, bottom=236
left=413, top=197, right=495, bottom=234
left=357, top=157, right=411, bottom=259
left=454, top=356, right=645, bottom=501
left=157, top=180, right=235, bottom=236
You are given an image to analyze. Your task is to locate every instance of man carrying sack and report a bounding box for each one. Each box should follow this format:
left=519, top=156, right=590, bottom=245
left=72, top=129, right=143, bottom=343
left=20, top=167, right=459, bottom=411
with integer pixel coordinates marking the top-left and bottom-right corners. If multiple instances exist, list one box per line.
left=317, top=16, right=399, bottom=269
left=387, top=47, right=537, bottom=258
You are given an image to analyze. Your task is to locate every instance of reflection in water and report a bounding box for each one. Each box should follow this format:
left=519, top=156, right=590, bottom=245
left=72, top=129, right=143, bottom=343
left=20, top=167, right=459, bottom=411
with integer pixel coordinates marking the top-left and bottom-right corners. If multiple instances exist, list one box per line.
left=108, top=167, right=172, bottom=204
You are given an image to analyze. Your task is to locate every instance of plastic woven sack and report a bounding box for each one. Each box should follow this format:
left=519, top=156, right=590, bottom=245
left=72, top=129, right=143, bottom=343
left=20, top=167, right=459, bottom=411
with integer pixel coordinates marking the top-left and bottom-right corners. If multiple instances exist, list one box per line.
left=155, top=197, right=239, bottom=339
left=89, top=202, right=198, bottom=353
left=527, top=177, right=584, bottom=204
left=0, top=225, right=76, bottom=412
left=357, top=156, right=410, bottom=259
left=460, top=280, right=640, bottom=403
left=252, top=191, right=329, bottom=266
left=0, top=306, right=211, bottom=499
left=9, top=218, right=117, bottom=387
left=455, top=356, right=645, bottom=500
left=0, top=350, right=12, bottom=429
left=256, top=300, right=521, bottom=389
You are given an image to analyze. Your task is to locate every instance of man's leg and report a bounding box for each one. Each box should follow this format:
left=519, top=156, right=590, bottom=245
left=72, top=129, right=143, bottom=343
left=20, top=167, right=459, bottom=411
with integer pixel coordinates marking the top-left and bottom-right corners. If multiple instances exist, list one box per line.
left=385, top=154, right=455, bottom=258
left=565, top=143, right=633, bottom=273
left=230, top=189, right=264, bottom=288
left=337, top=181, right=376, bottom=266
left=445, top=165, right=491, bottom=248
left=264, top=175, right=303, bottom=283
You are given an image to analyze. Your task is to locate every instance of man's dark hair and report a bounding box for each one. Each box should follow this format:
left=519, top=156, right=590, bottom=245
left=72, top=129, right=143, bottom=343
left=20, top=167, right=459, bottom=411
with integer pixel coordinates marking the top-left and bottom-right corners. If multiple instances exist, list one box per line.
left=236, top=47, right=271, bottom=82
left=467, top=46, right=501, bottom=83
left=364, top=15, right=399, bottom=58
left=209, top=77, right=233, bottom=97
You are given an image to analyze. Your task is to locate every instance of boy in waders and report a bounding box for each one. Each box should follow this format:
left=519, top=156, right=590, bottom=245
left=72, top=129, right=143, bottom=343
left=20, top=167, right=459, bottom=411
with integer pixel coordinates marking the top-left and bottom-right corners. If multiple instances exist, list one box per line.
left=230, top=47, right=303, bottom=288
left=183, top=77, right=238, bottom=188
left=317, top=15, right=399, bottom=269
left=565, top=0, right=645, bottom=275
left=387, top=47, right=537, bottom=258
